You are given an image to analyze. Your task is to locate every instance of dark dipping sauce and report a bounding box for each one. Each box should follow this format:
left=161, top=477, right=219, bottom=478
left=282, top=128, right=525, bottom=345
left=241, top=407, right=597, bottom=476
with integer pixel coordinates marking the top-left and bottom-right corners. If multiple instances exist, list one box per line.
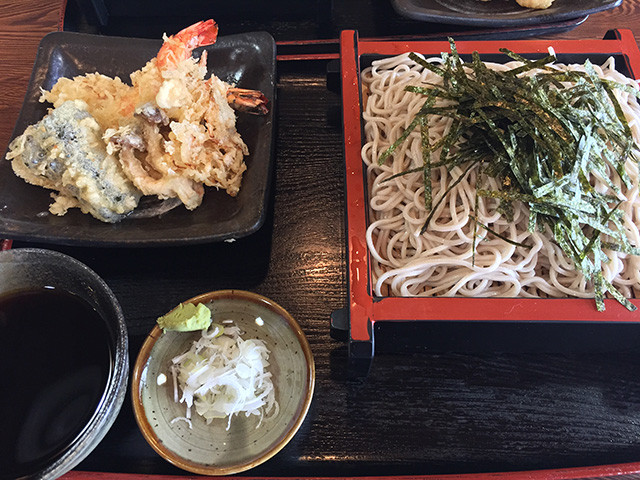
left=0, top=288, right=113, bottom=479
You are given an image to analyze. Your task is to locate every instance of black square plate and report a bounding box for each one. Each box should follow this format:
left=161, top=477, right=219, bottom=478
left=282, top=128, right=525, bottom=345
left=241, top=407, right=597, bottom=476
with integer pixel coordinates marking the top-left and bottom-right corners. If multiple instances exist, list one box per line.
left=0, top=30, right=276, bottom=247
left=391, top=0, right=622, bottom=27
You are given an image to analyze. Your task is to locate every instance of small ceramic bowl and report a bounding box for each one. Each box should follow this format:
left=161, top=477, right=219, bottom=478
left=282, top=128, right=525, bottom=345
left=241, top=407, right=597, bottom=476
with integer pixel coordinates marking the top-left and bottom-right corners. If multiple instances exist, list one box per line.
left=131, top=289, right=315, bottom=475
left=0, top=247, right=128, bottom=480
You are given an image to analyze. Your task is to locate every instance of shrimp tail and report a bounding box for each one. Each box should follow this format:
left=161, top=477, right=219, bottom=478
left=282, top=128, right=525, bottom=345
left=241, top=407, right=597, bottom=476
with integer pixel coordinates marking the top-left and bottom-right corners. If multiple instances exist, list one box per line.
left=157, top=19, right=219, bottom=69
left=226, top=87, right=269, bottom=115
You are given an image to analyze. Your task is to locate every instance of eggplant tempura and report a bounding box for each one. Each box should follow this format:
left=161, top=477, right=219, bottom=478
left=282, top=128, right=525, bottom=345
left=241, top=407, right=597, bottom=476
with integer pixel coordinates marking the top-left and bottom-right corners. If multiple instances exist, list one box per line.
left=7, top=100, right=141, bottom=222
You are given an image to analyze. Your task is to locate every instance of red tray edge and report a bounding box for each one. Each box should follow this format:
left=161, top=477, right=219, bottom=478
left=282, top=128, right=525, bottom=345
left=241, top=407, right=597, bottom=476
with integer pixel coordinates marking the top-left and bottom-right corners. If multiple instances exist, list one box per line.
left=340, top=29, right=640, bottom=343
left=62, top=458, right=640, bottom=479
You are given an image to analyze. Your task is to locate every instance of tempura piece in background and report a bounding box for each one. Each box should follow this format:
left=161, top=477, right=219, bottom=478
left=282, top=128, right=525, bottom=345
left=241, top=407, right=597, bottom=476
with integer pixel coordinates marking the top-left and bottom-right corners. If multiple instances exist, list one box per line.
left=515, top=0, right=554, bottom=9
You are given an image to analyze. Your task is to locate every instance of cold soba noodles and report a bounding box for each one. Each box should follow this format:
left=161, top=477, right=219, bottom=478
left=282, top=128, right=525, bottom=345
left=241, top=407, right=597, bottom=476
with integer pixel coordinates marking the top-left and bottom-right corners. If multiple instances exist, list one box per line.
left=360, top=47, right=640, bottom=307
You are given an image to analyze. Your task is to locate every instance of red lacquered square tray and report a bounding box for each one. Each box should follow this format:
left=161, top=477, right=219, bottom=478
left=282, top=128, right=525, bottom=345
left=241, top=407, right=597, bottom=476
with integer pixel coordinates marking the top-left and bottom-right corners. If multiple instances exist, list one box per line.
left=339, top=29, right=640, bottom=361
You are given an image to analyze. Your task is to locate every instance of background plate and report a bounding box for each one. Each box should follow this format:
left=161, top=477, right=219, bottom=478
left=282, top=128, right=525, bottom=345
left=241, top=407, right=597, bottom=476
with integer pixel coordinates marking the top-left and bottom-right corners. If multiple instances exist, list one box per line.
left=0, top=30, right=276, bottom=247
left=391, top=0, right=622, bottom=27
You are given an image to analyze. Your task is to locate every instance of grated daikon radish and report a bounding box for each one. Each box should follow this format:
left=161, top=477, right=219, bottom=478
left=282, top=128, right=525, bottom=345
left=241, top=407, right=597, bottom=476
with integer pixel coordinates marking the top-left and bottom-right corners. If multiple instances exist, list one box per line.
left=169, top=320, right=278, bottom=431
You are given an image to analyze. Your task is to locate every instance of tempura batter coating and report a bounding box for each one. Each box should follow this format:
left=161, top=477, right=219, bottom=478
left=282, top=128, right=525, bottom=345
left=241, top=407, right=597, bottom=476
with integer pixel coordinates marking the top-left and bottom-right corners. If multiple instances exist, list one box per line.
left=106, top=53, right=249, bottom=209
left=41, top=73, right=136, bottom=131
left=45, top=49, right=249, bottom=210
left=5, top=20, right=260, bottom=222
left=6, top=100, right=141, bottom=222
left=515, top=0, right=554, bottom=8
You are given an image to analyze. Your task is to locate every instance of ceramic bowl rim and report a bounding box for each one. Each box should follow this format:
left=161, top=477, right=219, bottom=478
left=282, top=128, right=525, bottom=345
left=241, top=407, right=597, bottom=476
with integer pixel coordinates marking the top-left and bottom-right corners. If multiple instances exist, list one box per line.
left=131, top=289, right=315, bottom=476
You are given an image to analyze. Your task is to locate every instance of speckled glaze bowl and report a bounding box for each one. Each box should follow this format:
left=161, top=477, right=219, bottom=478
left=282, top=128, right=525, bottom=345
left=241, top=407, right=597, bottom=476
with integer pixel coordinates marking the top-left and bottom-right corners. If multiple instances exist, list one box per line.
left=131, top=289, right=315, bottom=475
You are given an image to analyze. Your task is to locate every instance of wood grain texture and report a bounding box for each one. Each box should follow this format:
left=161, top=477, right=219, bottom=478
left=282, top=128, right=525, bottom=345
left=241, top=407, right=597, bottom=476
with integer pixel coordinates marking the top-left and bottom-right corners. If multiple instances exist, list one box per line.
left=0, top=0, right=64, bottom=154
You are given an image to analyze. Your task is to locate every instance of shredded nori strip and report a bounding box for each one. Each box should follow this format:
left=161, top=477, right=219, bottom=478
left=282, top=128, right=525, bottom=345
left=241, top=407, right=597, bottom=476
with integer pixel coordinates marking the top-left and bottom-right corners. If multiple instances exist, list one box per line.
left=377, top=39, right=640, bottom=311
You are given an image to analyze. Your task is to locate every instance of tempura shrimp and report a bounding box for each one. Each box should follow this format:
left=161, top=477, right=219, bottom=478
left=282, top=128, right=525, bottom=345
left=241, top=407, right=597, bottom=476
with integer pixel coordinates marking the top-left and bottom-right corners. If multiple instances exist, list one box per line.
left=107, top=19, right=262, bottom=209
left=158, top=20, right=268, bottom=115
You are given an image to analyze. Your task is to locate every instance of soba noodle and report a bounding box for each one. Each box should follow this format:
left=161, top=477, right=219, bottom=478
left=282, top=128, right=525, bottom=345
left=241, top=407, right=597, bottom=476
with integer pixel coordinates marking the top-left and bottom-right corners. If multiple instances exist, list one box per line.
left=361, top=52, right=640, bottom=299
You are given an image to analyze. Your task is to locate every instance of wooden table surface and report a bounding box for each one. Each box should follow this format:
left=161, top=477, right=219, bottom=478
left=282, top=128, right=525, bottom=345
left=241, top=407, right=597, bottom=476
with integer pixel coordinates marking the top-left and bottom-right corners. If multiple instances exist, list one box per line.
left=5, top=2, right=640, bottom=480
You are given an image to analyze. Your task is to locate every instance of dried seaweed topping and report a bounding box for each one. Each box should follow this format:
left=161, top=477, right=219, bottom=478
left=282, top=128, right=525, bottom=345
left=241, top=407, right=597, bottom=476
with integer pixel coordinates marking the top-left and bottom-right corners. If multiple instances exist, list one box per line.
left=377, top=39, right=640, bottom=311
